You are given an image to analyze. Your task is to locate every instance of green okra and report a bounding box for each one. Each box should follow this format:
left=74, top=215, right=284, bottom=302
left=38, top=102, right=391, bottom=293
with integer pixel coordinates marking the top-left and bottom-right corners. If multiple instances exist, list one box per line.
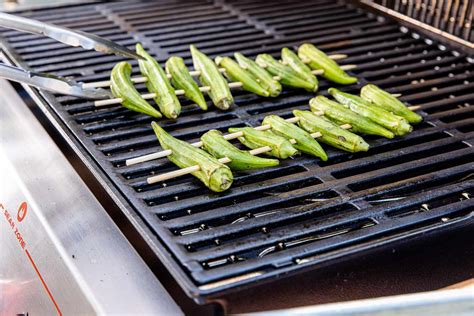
left=190, top=45, right=233, bottom=110
left=255, top=54, right=315, bottom=91
left=329, top=88, right=413, bottom=136
left=165, top=56, right=208, bottom=110
left=298, top=43, right=357, bottom=85
left=201, top=130, right=279, bottom=170
left=151, top=122, right=233, bottom=192
left=228, top=127, right=297, bottom=159
left=262, top=115, right=328, bottom=161
left=293, top=110, right=369, bottom=152
left=360, top=84, right=423, bottom=124
left=310, top=96, right=395, bottom=139
left=110, top=61, right=162, bottom=118
left=281, top=47, right=318, bottom=92
left=234, top=52, right=282, bottom=97
left=136, top=44, right=181, bottom=119
left=215, top=56, right=270, bottom=97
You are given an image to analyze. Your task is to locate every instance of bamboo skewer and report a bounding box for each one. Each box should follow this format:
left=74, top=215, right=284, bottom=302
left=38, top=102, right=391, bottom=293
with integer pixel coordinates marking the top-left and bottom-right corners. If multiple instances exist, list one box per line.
left=83, top=54, right=349, bottom=89
left=147, top=118, right=352, bottom=184
left=93, top=64, right=358, bottom=107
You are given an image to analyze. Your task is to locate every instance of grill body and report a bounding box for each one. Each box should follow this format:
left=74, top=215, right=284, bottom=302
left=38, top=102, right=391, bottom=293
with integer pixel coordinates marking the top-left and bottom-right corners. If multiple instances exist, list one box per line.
left=0, top=0, right=473, bottom=303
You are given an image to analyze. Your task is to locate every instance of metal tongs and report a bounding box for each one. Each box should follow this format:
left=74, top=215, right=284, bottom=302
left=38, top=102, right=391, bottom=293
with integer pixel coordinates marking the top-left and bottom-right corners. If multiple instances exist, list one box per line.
left=0, top=12, right=143, bottom=99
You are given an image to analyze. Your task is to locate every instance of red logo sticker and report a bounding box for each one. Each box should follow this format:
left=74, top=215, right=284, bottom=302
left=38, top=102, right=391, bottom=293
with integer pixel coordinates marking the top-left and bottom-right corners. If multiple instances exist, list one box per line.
left=17, top=201, right=27, bottom=222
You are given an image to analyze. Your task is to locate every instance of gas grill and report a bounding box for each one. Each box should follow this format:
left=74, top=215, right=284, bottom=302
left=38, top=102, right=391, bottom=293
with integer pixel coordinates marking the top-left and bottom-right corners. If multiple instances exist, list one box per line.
left=1, top=0, right=473, bottom=315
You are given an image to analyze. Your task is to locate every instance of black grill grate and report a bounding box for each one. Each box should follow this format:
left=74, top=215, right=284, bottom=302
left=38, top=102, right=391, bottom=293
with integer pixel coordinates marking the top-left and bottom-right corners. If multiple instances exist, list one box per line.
left=1, top=0, right=473, bottom=301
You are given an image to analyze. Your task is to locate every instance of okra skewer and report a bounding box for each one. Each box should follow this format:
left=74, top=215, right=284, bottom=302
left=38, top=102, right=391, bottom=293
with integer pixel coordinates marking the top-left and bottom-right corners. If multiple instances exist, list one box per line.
left=84, top=53, right=348, bottom=89
left=136, top=43, right=181, bottom=119
left=151, top=122, right=233, bottom=192
left=127, top=102, right=417, bottom=166
left=148, top=121, right=354, bottom=184
left=93, top=64, right=358, bottom=107
left=328, top=88, right=412, bottom=136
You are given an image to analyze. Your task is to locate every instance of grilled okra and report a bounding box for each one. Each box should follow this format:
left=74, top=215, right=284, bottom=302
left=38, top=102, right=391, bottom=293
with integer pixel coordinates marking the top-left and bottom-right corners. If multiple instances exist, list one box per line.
left=329, top=88, right=412, bottom=136
left=361, top=84, right=423, bottom=124
left=298, top=43, right=357, bottom=85
left=190, top=45, right=233, bottom=110
left=136, top=44, right=181, bottom=119
left=110, top=61, right=162, bottom=118
left=228, top=127, right=297, bottom=159
left=310, top=96, right=395, bottom=139
left=293, top=110, right=369, bottom=152
left=151, top=122, right=233, bottom=192
left=165, top=56, right=208, bottom=110
left=281, top=47, right=318, bottom=92
left=234, top=52, right=282, bottom=97
left=201, top=130, right=279, bottom=170
left=215, top=56, right=269, bottom=97
left=255, top=54, right=315, bottom=91
left=262, top=115, right=328, bottom=161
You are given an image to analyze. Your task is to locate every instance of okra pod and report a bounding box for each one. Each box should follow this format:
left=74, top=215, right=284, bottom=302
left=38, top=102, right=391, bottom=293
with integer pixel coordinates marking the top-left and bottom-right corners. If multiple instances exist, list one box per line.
left=201, top=130, right=279, bottom=170
left=136, top=44, right=181, bottom=119
left=234, top=52, right=282, bottom=97
left=310, top=96, right=395, bottom=139
left=255, top=54, right=315, bottom=91
left=360, top=84, right=423, bottom=124
left=190, top=45, right=233, bottom=110
left=293, top=110, right=369, bottom=152
left=110, top=61, right=162, bottom=118
left=165, top=56, right=208, bottom=110
left=298, top=43, right=357, bottom=85
left=151, top=122, right=233, bottom=192
left=329, top=88, right=412, bottom=136
left=281, top=47, right=318, bottom=92
left=262, top=115, right=328, bottom=161
left=215, top=56, right=270, bottom=97
left=228, top=127, right=298, bottom=159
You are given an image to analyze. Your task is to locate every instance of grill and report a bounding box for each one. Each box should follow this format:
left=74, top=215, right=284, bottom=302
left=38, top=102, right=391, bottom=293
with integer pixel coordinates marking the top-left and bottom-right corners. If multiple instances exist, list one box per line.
left=1, top=0, right=473, bottom=303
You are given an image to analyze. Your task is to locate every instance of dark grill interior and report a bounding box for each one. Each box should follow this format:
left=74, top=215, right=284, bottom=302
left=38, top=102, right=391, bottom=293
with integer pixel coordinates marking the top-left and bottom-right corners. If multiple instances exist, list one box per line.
left=1, top=0, right=473, bottom=300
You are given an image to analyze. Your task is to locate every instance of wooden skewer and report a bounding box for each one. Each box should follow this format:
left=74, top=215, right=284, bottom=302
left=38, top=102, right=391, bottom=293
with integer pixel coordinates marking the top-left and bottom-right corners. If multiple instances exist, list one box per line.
left=147, top=120, right=352, bottom=184
left=126, top=104, right=418, bottom=167
left=93, top=64, right=357, bottom=107
left=83, top=54, right=348, bottom=89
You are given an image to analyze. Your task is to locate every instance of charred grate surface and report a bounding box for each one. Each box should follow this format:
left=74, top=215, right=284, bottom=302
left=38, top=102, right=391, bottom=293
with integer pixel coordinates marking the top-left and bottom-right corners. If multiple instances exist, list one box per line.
left=0, top=0, right=473, bottom=299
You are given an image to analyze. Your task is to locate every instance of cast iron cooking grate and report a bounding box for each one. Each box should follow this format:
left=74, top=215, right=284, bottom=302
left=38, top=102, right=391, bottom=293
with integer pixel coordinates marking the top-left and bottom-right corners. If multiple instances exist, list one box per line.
left=0, top=0, right=472, bottom=301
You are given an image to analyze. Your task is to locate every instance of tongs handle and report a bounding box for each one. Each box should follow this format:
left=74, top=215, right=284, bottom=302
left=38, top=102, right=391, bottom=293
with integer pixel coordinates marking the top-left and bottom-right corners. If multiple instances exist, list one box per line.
left=0, top=64, right=111, bottom=99
left=0, top=12, right=142, bottom=60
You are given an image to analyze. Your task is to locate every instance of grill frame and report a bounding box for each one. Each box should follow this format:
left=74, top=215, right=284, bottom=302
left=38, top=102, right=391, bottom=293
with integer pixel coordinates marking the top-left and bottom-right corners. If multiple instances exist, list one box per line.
left=0, top=0, right=473, bottom=303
